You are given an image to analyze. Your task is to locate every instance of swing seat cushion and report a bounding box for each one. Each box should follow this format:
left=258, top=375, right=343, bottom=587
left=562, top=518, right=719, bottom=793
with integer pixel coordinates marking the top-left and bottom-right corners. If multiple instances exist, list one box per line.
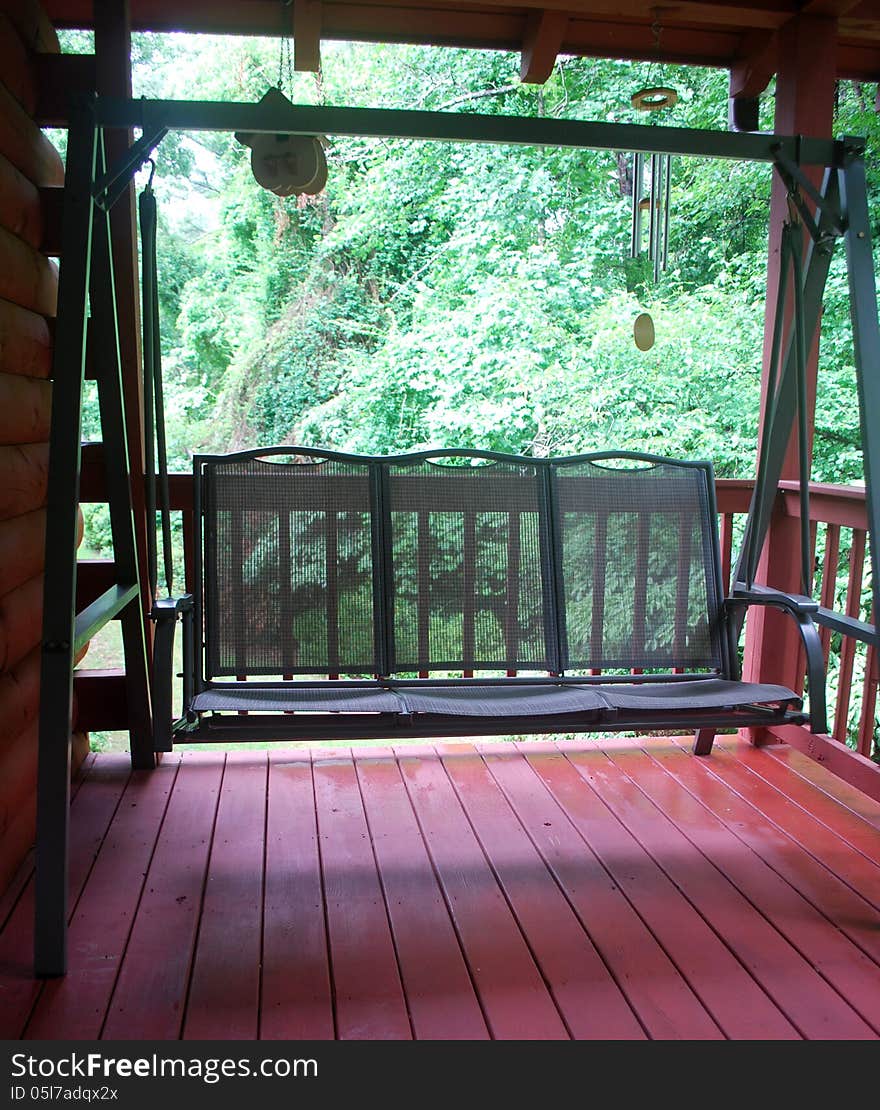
left=189, top=678, right=800, bottom=720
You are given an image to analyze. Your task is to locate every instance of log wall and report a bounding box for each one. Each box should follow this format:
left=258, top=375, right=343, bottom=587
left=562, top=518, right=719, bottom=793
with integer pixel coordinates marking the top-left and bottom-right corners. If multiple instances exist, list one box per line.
left=0, top=0, right=88, bottom=895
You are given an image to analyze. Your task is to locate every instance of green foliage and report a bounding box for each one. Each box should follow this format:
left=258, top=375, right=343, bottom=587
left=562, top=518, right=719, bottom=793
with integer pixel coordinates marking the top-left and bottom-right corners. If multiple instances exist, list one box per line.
left=52, top=32, right=878, bottom=754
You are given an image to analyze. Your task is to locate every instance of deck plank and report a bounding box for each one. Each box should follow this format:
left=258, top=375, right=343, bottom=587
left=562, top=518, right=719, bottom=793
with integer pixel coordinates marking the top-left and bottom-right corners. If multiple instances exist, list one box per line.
left=395, top=744, right=570, bottom=1040
left=0, top=754, right=96, bottom=937
left=442, top=743, right=645, bottom=1039
left=505, top=741, right=733, bottom=1040
left=24, top=756, right=180, bottom=1040
left=261, top=749, right=334, bottom=1041
left=3, top=737, right=879, bottom=1041
left=759, top=742, right=880, bottom=833
left=577, top=741, right=875, bottom=1040
left=312, top=747, right=411, bottom=1040
left=624, top=739, right=880, bottom=1035
left=716, top=737, right=880, bottom=868
left=506, top=740, right=799, bottom=1040
left=354, top=746, right=489, bottom=1040
left=100, top=752, right=224, bottom=1040
left=674, top=738, right=880, bottom=913
left=0, top=753, right=131, bottom=1039
left=647, top=740, right=880, bottom=971
left=183, top=752, right=267, bottom=1040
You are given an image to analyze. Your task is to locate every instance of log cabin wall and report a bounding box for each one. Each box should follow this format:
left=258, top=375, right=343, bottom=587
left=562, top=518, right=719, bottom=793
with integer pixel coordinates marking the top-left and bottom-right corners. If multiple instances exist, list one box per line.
left=0, top=0, right=89, bottom=895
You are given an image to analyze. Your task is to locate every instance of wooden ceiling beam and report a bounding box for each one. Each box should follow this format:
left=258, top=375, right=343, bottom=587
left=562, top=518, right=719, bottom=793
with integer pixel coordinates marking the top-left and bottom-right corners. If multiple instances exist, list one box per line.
left=40, top=2, right=880, bottom=80
left=45, top=1, right=804, bottom=36
left=294, top=0, right=322, bottom=71
left=730, top=28, right=777, bottom=96
left=520, top=9, right=568, bottom=82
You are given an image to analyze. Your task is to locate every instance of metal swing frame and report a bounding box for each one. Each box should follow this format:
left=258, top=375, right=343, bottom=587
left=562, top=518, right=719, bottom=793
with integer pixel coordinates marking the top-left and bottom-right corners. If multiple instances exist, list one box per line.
left=34, top=92, right=880, bottom=976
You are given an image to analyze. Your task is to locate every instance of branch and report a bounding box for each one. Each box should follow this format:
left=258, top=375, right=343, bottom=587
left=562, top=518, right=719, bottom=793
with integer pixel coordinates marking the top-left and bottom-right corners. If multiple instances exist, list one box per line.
left=435, top=84, right=520, bottom=112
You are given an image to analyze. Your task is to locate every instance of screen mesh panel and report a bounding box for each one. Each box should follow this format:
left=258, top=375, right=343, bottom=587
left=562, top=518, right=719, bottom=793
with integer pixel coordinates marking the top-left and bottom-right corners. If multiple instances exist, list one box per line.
left=387, top=458, right=551, bottom=671
left=204, top=456, right=376, bottom=676
left=554, top=460, right=722, bottom=671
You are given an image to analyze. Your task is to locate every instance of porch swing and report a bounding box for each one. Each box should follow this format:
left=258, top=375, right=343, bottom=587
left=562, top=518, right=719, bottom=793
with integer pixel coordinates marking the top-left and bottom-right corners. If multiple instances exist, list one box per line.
left=34, top=92, right=880, bottom=976
left=137, top=121, right=829, bottom=758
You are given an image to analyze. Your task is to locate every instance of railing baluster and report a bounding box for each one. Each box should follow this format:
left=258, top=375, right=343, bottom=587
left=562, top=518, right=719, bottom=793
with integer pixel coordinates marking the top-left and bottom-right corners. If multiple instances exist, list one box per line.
left=819, top=523, right=841, bottom=664
left=506, top=509, right=521, bottom=669
left=673, top=510, right=693, bottom=668
left=630, top=513, right=650, bottom=674
left=590, top=511, right=607, bottom=670
left=418, top=508, right=430, bottom=677
left=462, top=512, right=476, bottom=671
left=720, top=512, right=734, bottom=595
left=833, top=528, right=866, bottom=741
left=326, top=509, right=339, bottom=673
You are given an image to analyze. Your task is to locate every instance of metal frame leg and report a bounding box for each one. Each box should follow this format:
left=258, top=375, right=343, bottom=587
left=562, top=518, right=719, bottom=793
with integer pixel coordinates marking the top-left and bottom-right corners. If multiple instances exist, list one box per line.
left=35, top=100, right=98, bottom=978
left=840, top=152, right=880, bottom=646
left=693, top=728, right=716, bottom=756
left=90, top=134, right=154, bottom=770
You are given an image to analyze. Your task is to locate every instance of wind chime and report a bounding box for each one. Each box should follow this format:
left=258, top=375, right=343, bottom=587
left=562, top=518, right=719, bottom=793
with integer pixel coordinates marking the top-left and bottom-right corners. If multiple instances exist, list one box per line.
left=235, top=0, right=328, bottom=198
left=630, top=149, right=672, bottom=283
left=629, top=12, right=678, bottom=349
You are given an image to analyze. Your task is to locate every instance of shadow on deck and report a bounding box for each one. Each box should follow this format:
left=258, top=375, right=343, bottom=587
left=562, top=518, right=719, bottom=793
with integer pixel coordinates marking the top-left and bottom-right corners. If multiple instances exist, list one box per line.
left=2, top=735, right=880, bottom=1040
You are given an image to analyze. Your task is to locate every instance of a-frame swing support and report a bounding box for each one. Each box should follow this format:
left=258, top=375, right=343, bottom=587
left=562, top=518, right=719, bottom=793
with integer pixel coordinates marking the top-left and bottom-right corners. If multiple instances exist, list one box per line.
left=35, top=93, right=880, bottom=977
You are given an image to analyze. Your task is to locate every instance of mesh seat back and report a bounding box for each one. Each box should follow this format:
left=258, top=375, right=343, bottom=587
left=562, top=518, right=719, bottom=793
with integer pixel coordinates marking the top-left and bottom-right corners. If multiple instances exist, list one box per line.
left=203, top=455, right=377, bottom=677
left=554, top=459, right=723, bottom=671
left=387, top=458, right=553, bottom=672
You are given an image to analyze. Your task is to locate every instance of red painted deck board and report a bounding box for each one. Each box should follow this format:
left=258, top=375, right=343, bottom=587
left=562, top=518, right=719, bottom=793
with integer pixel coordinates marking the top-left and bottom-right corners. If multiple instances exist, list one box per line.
left=261, top=750, right=334, bottom=1041
left=3, top=736, right=879, bottom=1041
left=312, top=747, right=411, bottom=1040
left=443, top=743, right=645, bottom=1040
left=713, top=736, right=880, bottom=869
left=761, top=743, right=880, bottom=833
left=501, top=742, right=722, bottom=1040
left=575, top=742, right=874, bottom=1040
left=183, top=752, right=267, bottom=1040
left=647, top=740, right=880, bottom=971
left=507, top=741, right=798, bottom=1040
left=396, top=743, right=569, bottom=1040
left=101, top=752, right=224, bottom=1040
left=690, top=740, right=880, bottom=912
left=354, top=746, right=489, bottom=1040
left=621, top=740, right=880, bottom=1035
left=0, top=753, right=131, bottom=1039
left=25, top=757, right=180, bottom=1040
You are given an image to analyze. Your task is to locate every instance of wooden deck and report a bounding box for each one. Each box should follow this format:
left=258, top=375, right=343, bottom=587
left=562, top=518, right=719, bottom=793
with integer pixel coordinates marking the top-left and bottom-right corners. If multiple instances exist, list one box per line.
left=2, top=734, right=880, bottom=1040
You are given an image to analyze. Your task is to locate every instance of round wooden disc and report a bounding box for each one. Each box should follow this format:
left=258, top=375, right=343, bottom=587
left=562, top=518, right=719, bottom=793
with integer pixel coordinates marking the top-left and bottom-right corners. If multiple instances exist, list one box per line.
left=633, top=312, right=655, bottom=351
left=631, top=86, right=679, bottom=112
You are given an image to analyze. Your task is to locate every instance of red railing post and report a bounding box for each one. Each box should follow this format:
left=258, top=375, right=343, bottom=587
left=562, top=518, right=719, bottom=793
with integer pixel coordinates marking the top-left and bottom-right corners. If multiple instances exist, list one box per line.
left=741, top=15, right=838, bottom=740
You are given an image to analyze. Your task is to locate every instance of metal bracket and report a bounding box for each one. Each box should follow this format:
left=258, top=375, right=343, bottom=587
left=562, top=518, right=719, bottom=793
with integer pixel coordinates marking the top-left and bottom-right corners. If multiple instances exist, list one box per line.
left=772, top=145, right=846, bottom=243
left=92, top=124, right=168, bottom=211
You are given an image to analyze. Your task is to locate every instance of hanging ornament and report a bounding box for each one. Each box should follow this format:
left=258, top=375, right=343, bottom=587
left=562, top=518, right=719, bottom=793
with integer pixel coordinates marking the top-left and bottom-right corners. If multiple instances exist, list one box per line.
left=628, top=14, right=676, bottom=283
left=234, top=2, right=328, bottom=198
left=633, top=312, right=655, bottom=351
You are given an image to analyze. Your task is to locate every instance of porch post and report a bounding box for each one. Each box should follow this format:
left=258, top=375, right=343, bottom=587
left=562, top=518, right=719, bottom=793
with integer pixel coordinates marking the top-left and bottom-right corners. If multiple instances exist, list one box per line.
left=741, top=14, right=837, bottom=734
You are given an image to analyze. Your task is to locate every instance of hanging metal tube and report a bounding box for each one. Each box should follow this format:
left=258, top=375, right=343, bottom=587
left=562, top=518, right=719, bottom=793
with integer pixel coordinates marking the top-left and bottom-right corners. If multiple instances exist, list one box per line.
left=648, top=153, right=656, bottom=262
left=662, top=153, right=672, bottom=271
left=630, top=152, right=642, bottom=258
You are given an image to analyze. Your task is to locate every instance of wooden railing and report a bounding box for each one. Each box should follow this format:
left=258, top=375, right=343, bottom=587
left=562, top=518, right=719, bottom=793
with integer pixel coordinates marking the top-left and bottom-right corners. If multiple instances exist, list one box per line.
left=75, top=455, right=878, bottom=786
left=715, top=478, right=877, bottom=770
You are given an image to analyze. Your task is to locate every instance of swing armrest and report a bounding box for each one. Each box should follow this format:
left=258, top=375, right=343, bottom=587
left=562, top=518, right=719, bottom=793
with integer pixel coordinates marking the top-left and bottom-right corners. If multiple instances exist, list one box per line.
left=150, top=594, right=194, bottom=752
left=729, top=583, right=818, bottom=614
left=723, top=585, right=827, bottom=735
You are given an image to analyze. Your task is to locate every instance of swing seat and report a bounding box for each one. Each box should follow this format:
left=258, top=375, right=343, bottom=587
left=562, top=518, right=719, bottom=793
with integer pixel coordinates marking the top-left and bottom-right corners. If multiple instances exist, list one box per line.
left=153, top=447, right=826, bottom=754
